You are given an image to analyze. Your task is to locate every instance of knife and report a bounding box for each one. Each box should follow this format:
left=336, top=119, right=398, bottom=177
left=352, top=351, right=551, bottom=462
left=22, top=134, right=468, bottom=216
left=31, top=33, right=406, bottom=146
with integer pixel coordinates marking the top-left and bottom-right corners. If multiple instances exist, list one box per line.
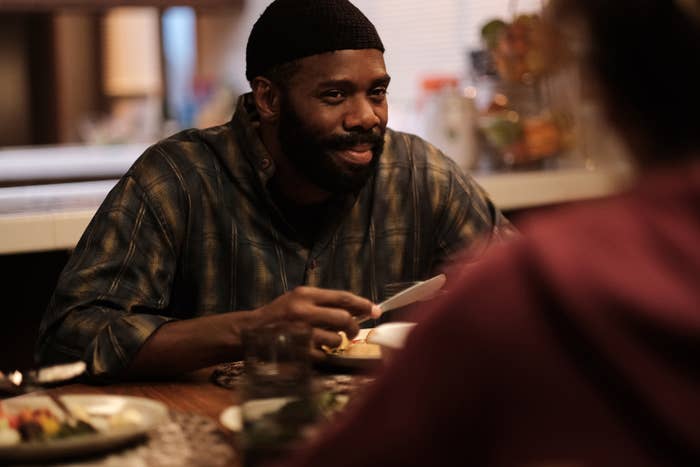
left=357, top=273, right=447, bottom=324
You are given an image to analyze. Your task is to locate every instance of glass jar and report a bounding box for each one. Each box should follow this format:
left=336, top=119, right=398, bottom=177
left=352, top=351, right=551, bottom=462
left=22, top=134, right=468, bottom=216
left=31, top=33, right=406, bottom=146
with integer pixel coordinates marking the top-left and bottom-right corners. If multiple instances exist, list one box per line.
left=473, top=14, right=575, bottom=170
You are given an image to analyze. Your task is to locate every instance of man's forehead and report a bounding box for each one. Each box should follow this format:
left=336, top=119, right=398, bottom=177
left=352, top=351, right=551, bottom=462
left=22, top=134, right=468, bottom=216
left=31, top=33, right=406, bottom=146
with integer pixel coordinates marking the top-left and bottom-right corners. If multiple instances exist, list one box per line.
left=294, top=49, right=387, bottom=81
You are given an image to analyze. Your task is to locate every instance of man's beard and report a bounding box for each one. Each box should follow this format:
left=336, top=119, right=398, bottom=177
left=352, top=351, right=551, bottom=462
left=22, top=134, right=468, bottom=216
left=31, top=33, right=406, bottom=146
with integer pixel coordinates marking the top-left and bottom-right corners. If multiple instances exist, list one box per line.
left=277, top=97, right=385, bottom=195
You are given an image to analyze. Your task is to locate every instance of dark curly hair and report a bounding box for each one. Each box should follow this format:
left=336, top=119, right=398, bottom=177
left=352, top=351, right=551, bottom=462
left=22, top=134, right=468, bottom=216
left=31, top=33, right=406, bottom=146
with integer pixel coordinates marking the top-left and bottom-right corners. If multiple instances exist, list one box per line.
left=551, top=0, right=700, bottom=164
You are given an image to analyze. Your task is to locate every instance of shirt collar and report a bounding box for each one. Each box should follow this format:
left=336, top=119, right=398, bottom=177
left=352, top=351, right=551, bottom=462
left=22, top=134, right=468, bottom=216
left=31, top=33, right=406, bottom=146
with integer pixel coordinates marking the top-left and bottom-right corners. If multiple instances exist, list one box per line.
left=230, top=92, right=277, bottom=185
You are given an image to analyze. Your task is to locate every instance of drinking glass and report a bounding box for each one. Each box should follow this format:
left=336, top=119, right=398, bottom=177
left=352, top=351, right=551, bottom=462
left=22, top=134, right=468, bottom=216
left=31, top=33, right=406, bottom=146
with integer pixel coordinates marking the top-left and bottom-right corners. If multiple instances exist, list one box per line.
left=240, top=321, right=317, bottom=467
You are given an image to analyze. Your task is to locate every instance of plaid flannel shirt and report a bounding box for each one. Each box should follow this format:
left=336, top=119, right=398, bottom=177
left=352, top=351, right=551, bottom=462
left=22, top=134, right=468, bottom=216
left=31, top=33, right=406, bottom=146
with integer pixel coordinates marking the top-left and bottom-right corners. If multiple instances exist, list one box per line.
left=37, top=93, right=515, bottom=378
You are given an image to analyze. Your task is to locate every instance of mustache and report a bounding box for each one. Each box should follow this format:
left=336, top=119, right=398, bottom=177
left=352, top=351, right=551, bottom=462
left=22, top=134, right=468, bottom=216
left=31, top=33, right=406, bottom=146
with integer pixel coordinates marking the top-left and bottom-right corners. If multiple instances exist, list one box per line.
left=322, top=130, right=385, bottom=150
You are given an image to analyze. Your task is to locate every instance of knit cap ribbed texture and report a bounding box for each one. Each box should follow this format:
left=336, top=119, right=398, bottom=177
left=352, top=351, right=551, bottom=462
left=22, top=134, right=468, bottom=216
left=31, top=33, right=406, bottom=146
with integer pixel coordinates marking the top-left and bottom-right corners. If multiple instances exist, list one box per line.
left=246, top=0, right=384, bottom=80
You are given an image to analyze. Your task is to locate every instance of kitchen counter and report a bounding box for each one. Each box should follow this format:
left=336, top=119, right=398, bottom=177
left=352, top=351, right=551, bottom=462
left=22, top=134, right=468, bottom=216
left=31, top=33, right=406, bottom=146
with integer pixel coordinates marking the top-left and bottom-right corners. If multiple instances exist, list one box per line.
left=0, top=144, right=635, bottom=254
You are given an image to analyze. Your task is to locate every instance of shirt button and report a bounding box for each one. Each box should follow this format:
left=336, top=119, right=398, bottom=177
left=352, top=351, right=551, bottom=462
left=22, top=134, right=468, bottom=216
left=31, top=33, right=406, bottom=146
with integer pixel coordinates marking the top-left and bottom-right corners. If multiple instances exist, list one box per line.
left=308, top=259, right=318, bottom=270
left=261, top=158, right=271, bottom=169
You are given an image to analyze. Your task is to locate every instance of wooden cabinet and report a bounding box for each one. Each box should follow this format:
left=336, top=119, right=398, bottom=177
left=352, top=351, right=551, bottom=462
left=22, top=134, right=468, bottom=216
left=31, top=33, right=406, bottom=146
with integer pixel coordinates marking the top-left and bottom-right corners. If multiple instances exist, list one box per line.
left=0, top=1, right=243, bottom=147
left=0, top=12, right=101, bottom=146
left=0, top=1, right=242, bottom=11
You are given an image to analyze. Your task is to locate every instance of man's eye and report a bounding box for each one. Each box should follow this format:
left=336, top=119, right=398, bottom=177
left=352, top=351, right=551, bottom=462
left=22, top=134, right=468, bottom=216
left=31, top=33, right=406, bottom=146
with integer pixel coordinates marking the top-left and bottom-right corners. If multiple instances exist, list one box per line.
left=370, top=87, right=388, bottom=100
left=322, top=90, right=346, bottom=103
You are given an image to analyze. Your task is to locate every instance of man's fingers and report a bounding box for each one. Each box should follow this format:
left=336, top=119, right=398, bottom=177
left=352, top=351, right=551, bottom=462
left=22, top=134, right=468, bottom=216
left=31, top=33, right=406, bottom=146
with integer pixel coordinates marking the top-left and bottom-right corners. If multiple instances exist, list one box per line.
left=309, top=347, right=327, bottom=361
left=319, top=291, right=375, bottom=317
left=302, top=306, right=360, bottom=337
left=312, top=328, right=343, bottom=350
left=292, top=287, right=375, bottom=318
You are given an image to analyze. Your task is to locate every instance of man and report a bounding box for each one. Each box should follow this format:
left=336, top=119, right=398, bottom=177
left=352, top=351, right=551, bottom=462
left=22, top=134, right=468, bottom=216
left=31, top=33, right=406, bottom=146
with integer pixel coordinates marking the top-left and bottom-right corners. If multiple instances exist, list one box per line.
left=277, top=0, right=700, bottom=466
left=36, top=0, right=513, bottom=380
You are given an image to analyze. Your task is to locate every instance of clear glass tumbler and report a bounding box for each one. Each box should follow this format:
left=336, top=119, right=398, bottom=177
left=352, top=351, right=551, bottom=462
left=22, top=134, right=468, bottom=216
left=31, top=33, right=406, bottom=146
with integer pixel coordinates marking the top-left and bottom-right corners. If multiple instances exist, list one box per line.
left=240, top=321, right=317, bottom=467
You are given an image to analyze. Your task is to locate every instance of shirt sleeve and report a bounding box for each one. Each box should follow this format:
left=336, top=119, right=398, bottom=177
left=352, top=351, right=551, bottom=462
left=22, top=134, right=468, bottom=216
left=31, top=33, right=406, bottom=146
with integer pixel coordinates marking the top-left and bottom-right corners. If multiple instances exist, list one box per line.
left=35, top=174, right=179, bottom=380
left=432, top=158, right=519, bottom=269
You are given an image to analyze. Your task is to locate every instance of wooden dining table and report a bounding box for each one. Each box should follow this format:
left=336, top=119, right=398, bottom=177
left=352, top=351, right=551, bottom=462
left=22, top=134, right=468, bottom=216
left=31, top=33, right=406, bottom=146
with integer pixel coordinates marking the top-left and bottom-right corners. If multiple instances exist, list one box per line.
left=2, top=363, right=374, bottom=466
left=40, top=367, right=238, bottom=425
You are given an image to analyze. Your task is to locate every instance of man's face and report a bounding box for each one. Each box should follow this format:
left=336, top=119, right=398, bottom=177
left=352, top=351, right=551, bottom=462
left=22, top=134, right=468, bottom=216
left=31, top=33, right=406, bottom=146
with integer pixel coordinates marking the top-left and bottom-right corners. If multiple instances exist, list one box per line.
left=276, top=49, right=390, bottom=194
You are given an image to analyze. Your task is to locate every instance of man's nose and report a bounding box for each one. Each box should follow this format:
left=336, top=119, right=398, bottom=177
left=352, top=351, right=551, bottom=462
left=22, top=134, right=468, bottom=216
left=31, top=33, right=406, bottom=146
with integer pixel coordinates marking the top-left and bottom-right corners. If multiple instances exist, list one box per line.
left=343, top=97, right=381, bottom=131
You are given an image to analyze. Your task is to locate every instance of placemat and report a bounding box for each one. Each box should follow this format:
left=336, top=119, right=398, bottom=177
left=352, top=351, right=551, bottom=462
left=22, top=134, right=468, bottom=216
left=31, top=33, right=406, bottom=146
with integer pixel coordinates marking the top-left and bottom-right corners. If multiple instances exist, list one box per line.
left=210, top=361, right=374, bottom=398
left=50, top=411, right=236, bottom=467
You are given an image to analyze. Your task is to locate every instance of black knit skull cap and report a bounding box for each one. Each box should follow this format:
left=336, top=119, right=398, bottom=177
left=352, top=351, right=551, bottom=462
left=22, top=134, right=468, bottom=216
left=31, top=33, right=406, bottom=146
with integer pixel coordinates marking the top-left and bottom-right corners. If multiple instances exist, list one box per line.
left=245, top=0, right=385, bottom=81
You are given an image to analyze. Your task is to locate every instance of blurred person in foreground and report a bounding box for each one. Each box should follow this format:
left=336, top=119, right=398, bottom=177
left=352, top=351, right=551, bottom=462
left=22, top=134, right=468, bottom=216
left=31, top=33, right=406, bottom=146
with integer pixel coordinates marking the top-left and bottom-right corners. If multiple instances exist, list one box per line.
left=278, top=0, right=700, bottom=466
left=36, top=0, right=513, bottom=380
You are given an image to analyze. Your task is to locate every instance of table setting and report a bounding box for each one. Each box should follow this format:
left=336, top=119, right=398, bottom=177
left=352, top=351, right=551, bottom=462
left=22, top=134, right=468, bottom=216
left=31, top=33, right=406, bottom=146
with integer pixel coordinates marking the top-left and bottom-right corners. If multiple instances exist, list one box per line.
left=0, top=322, right=419, bottom=467
left=0, top=355, right=241, bottom=466
left=0, top=277, right=432, bottom=466
left=1, top=397, right=234, bottom=467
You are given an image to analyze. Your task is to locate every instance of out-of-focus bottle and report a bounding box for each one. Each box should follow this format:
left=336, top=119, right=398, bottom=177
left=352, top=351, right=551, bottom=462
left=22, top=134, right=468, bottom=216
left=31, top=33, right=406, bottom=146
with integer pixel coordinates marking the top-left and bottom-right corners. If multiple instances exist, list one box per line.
left=419, top=76, right=479, bottom=171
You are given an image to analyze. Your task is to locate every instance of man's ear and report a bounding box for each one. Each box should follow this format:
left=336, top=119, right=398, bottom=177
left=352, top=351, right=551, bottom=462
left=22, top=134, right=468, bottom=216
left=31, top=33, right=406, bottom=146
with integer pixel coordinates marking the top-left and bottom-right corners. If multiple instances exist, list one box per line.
left=251, top=77, right=281, bottom=124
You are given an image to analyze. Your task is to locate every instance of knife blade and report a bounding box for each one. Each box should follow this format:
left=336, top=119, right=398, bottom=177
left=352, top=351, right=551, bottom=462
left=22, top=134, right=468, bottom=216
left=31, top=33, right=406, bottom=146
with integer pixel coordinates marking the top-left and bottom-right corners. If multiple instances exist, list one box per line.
left=357, top=274, right=446, bottom=324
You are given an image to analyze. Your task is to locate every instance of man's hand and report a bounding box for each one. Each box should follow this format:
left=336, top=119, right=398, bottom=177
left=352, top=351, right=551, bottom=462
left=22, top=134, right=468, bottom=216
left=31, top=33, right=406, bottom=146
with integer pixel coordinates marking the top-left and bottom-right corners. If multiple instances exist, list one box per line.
left=127, top=287, right=380, bottom=378
left=254, top=286, right=381, bottom=359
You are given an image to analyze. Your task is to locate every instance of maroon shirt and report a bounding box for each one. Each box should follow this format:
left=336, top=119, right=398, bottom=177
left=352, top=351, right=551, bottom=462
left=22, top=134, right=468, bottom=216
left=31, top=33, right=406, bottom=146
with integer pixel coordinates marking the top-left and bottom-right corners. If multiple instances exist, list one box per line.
left=280, top=160, right=700, bottom=467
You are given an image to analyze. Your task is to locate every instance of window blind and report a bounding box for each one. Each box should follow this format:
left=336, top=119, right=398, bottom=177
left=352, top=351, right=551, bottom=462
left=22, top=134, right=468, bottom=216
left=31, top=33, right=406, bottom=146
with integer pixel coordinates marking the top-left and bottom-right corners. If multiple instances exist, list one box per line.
left=354, top=0, right=543, bottom=103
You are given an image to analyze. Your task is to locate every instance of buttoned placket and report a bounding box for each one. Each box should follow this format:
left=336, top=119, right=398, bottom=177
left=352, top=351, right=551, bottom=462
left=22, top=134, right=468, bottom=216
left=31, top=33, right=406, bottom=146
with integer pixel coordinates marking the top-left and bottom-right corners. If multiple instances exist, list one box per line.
left=304, top=252, right=322, bottom=286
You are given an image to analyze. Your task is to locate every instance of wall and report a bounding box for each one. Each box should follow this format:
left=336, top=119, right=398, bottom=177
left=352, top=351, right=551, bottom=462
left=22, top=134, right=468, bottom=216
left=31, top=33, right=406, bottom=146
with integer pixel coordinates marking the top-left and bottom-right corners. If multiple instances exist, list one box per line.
left=0, top=17, right=31, bottom=146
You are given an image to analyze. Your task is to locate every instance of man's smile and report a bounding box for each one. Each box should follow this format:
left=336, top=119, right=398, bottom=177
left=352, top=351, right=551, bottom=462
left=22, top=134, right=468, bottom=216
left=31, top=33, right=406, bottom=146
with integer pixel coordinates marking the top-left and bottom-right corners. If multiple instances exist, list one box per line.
left=334, top=144, right=375, bottom=165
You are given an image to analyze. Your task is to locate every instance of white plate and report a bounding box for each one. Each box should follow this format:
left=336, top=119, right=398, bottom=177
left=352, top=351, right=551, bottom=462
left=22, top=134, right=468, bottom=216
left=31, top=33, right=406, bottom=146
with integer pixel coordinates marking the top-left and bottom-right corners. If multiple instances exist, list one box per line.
left=0, top=394, right=169, bottom=463
left=219, top=405, right=242, bottom=432
left=366, top=322, right=417, bottom=349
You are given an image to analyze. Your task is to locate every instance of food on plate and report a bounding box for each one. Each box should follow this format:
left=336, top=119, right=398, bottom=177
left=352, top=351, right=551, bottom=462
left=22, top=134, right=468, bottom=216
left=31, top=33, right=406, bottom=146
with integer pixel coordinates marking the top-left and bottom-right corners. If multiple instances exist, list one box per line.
left=323, top=330, right=350, bottom=354
left=322, top=330, right=381, bottom=358
left=343, top=342, right=381, bottom=358
left=0, top=407, right=92, bottom=445
left=316, top=392, right=350, bottom=420
left=0, top=402, right=144, bottom=445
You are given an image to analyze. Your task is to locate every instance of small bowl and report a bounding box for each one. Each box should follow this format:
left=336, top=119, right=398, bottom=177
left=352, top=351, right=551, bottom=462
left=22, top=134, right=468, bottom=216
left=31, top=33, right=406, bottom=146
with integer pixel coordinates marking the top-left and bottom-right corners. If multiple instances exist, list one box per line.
left=366, top=322, right=417, bottom=362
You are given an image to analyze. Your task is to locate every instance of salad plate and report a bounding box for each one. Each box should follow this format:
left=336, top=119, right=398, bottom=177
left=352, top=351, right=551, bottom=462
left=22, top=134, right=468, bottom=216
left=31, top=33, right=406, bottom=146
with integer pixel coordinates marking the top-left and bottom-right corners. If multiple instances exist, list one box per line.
left=0, top=394, right=168, bottom=463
